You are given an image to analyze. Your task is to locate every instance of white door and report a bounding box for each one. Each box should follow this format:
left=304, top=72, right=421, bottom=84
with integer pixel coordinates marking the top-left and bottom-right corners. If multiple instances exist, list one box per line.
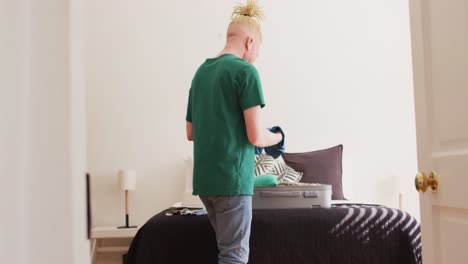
left=409, top=0, right=468, bottom=263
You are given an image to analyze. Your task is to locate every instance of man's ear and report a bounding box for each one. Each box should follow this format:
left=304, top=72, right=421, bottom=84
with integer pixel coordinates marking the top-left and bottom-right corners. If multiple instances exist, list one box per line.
left=246, top=37, right=254, bottom=51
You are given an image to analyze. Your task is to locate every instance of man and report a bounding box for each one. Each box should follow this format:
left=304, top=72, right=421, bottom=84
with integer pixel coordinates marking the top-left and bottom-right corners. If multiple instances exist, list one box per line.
left=185, top=1, right=282, bottom=263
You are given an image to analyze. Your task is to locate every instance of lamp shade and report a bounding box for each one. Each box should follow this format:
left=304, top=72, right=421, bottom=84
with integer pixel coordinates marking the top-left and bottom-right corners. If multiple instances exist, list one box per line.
left=118, top=169, right=136, bottom=191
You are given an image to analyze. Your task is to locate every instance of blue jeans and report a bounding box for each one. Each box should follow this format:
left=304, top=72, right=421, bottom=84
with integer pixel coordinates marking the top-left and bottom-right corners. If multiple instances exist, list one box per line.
left=199, top=195, right=253, bottom=264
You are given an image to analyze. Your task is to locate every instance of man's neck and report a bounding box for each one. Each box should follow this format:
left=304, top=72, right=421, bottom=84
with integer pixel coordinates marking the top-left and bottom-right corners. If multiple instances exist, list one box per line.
left=217, top=47, right=243, bottom=59
left=217, top=37, right=245, bottom=59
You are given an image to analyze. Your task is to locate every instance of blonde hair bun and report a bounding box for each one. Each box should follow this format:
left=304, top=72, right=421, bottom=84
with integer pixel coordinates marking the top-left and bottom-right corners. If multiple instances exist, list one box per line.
left=232, top=0, right=264, bottom=22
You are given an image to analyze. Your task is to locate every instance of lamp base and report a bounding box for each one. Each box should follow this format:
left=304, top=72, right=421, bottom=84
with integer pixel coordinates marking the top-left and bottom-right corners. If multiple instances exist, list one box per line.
left=118, top=214, right=137, bottom=229
left=117, top=225, right=138, bottom=229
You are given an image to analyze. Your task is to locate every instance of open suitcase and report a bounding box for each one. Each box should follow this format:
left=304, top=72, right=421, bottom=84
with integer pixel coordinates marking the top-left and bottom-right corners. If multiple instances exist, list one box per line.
left=253, top=183, right=332, bottom=209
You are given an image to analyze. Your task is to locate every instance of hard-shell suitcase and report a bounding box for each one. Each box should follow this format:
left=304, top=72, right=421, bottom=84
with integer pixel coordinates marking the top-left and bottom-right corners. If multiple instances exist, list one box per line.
left=253, top=183, right=332, bottom=209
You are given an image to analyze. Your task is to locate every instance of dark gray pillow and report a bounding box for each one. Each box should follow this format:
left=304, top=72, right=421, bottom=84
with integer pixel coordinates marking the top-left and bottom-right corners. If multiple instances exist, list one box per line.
left=282, top=145, right=344, bottom=200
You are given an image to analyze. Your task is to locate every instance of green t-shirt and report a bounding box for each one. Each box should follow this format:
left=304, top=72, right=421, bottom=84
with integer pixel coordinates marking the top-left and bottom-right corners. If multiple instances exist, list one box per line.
left=186, top=54, right=265, bottom=196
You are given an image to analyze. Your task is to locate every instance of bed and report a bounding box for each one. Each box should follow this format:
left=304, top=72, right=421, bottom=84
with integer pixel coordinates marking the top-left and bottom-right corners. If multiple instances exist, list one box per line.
left=126, top=203, right=421, bottom=264
left=126, top=145, right=422, bottom=263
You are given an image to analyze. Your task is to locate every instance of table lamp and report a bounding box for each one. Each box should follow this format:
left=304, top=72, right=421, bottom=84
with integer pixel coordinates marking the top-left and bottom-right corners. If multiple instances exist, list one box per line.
left=117, top=169, right=138, bottom=229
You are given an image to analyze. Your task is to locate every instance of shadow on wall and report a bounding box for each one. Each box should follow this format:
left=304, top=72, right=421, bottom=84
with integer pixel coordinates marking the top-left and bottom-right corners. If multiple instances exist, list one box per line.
left=91, top=174, right=122, bottom=226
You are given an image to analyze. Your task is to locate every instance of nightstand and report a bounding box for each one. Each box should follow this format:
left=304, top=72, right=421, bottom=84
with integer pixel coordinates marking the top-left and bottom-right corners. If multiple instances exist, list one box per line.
left=90, top=226, right=139, bottom=264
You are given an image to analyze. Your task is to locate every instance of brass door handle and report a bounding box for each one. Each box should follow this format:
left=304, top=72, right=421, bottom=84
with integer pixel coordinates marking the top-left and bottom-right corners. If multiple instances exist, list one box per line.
left=415, top=171, right=438, bottom=193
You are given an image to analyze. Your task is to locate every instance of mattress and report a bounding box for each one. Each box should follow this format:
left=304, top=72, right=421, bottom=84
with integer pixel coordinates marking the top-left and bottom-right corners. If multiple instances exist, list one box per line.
left=126, top=203, right=422, bottom=264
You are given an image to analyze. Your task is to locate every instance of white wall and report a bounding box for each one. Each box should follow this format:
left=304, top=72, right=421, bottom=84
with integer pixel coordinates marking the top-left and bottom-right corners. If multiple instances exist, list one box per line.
left=69, top=0, right=90, bottom=262
left=0, top=1, right=29, bottom=262
left=0, top=0, right=89, bottom=263
left=86, top=0, right=419, bottom=238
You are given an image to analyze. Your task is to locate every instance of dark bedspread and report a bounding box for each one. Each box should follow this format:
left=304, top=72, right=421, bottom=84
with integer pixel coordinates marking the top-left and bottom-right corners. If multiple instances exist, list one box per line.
left=126, top=204, right=422, bottom=264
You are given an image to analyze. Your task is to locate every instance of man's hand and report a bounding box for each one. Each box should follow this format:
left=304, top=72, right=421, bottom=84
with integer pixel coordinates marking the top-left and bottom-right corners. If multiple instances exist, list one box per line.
left=274, top=131, right=283, bottom=143
left=186, top=121, right=193, bottom=141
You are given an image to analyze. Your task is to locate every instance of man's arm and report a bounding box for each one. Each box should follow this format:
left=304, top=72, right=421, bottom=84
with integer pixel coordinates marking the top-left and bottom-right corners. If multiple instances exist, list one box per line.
left=186, top=121, right=193, bottom=141
left=243, top=105, right=282, bottom=147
